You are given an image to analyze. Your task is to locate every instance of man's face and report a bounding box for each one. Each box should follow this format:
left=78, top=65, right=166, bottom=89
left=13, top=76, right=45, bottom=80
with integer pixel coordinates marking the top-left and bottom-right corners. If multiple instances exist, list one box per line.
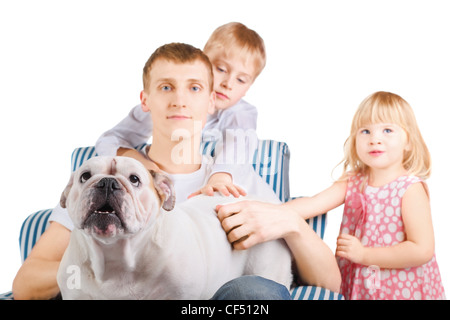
left=141, top=59, right=215, bottom=140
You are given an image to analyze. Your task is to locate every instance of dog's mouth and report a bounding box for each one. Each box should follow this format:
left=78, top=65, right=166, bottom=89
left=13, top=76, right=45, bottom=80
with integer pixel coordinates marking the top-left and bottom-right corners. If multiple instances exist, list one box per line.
left=83, top=201, right=125, bottom=237
left=94, top=203, right=116, bottom=215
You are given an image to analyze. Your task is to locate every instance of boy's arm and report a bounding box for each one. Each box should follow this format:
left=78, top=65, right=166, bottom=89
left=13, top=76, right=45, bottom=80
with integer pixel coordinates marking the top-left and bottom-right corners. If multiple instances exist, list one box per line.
left=191, top=128, right=256, bottom=198
left=95, top=105, right=152, bottom=156
left=282, top=180, right=348, bottom=220
left=219, top=100, right=257, bottom=131
left=214, top=105, right=259, bottom=168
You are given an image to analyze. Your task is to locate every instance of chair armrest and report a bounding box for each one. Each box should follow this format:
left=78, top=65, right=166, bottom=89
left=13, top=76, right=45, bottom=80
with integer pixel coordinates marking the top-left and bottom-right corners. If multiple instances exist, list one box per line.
left=290, top=285, right=344, bottom=300
left=0, top=291, right=13, bottom=300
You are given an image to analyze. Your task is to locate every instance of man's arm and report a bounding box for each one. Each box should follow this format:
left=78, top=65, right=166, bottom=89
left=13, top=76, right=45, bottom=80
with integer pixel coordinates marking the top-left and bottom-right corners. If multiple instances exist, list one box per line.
left=217, top=200, right=342, bottom=292
left=13, top=222, right=70, bottom=300
left=284, top=217, right=342, bottom=292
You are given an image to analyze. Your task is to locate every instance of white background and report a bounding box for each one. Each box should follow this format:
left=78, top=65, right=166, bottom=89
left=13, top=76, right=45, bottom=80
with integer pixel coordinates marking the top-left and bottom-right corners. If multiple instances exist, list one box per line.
left=1, top=0, right=449, bottom=297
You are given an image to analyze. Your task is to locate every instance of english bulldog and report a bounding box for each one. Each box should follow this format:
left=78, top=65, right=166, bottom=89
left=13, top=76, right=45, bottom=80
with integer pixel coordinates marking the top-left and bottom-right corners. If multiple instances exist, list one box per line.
left=57, top=156, right=292, bottom=299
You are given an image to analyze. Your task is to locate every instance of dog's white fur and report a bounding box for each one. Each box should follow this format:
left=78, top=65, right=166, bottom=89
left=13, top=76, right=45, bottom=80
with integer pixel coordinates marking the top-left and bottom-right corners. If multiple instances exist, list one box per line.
left=57, top=156, right=292, bottom=299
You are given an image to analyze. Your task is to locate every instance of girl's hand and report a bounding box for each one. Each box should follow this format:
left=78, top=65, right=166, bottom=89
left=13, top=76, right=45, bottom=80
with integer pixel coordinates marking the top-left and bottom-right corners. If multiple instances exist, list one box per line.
left=336, top=234, right=365, bottom=264
left=188, top=172, right=247, bottom=198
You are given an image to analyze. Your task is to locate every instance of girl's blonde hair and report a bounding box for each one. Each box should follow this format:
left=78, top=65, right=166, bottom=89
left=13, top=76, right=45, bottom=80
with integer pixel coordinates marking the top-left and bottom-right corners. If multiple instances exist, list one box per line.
left=203, top=22, right=266, bottom=79
left=340, top=91, right=431, bottom=180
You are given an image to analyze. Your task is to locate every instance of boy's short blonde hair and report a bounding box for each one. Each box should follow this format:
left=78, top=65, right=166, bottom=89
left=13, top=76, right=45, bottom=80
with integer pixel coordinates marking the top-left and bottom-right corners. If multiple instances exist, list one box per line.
left=341, top=91, right=431, bottom=180
left=142, top=42, right=214, bottom=92
left=203, top=22, right=266, bottom=79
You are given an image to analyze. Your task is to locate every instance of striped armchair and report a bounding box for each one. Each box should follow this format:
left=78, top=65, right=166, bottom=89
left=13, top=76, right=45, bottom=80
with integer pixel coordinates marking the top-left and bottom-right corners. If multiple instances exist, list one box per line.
left=0, top=140, right=343, bottom=300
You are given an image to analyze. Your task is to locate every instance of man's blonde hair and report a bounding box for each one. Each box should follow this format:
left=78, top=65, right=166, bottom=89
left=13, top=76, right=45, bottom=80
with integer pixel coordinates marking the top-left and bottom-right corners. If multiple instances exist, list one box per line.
left=203, top=22, right=266, bottom=78
left=142, top=42, right=214, bottom=92
left=340, top=91, right=431, bottom=180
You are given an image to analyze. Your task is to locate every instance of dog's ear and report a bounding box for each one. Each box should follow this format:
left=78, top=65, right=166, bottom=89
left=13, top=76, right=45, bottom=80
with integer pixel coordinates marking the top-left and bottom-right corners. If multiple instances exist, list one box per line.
left=60, top=173, right=74, bottom=209
left=149, top=170, right=176, bottom=211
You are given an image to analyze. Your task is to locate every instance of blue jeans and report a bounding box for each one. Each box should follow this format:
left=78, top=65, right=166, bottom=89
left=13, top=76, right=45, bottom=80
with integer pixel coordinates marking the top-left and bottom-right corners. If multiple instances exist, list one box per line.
left=211, top=275, right=292, bottom=300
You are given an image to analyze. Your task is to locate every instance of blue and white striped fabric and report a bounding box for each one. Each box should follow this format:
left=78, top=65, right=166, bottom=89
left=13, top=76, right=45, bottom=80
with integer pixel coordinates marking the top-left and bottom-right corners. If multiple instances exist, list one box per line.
left=0, top=291, right=13, bottom=300
left=252, top=140, right=290, bottom=203
left=0, top=140, right=343, bottom=300
left=19, top=209, right=53, bottom=263
left=290, top=197, right=327, bottom=240
left=291, top=285, right=343, bottom=300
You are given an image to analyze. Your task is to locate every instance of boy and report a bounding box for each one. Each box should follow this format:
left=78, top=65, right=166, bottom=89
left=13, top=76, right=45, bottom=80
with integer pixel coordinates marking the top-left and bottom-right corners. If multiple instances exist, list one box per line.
left=95, top=22, right=265, bottom=197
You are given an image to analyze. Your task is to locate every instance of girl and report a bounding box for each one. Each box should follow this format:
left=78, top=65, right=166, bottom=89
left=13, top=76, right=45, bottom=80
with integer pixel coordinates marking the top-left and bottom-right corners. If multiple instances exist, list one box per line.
left=283, top=91, right=445, bottom=299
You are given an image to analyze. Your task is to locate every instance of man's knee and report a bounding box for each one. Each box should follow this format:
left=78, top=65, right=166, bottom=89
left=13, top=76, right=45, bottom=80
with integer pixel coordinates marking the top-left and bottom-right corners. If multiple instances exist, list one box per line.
left=211, top=275, right=291, bottom=300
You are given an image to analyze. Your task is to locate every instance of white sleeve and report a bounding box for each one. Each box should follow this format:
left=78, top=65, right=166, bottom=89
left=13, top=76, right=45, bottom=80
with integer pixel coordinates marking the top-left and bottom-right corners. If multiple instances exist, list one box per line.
left=95, top=105, right=153, bottom=156
left=218, top=100, right=257, bottom=131
left=208, top=101, right=258, bottom=176
left=209, top=129, right=259, bottom=177
left=48, top=203, right=74, bottom=231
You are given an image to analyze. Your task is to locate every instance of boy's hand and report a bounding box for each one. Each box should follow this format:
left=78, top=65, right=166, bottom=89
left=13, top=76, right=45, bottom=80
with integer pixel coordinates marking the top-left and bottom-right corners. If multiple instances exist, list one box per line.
left=188, top=172, right=247, bottom=198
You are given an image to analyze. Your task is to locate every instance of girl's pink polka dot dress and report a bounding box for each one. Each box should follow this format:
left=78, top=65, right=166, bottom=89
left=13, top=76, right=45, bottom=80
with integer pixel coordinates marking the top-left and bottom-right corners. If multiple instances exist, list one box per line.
left=338, top=174, right=445, bottom=300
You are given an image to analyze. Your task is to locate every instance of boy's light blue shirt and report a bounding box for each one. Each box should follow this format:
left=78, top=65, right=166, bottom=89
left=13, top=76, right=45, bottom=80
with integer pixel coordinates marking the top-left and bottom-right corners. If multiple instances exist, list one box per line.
left=95, top=99, right=257, bottom=157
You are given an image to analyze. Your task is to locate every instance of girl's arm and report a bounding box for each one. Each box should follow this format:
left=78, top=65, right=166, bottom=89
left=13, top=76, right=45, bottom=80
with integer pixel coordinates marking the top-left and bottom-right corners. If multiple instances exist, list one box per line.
left=281, top=180, right=348, bottom=220
left=337, top=182, right=435, bottom=268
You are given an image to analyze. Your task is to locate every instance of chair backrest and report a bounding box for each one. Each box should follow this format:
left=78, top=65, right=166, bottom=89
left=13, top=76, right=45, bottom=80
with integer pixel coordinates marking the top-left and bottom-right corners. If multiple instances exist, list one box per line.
left=19, top=140, right=326, bottom=263
left=19, top=209, right=53, bottom=263
left=200, top=140, right=290, bottom=202
left=70, top=140, right=291, bottom=201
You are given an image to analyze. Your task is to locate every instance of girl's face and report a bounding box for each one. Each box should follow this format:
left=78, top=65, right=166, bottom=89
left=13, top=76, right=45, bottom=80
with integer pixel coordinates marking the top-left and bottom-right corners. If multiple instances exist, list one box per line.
left=356, top=122, right=410, bottom=176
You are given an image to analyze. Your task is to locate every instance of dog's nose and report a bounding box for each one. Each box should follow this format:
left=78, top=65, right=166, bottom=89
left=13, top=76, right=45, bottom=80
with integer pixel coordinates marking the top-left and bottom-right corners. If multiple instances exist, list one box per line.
left=96, top=177, right=121, bottom=193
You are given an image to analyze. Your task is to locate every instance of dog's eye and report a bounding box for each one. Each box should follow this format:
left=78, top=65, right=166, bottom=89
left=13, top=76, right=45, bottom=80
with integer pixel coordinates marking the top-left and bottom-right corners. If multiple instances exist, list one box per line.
left=129, top=175, right=140, bottom=187
left=80, top=171, right=92, bottom=183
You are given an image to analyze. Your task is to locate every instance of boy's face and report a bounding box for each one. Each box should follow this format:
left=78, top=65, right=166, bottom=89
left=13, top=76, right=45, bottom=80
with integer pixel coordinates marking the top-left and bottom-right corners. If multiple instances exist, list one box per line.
left=140, top=58, right=215, bottom=139
left=207, top=49, right=255, bottom=110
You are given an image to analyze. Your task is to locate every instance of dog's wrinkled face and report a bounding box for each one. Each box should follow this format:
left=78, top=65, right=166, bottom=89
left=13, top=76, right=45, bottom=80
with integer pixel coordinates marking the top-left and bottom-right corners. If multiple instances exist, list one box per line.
left=60, top=156, right=174, bottom=242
